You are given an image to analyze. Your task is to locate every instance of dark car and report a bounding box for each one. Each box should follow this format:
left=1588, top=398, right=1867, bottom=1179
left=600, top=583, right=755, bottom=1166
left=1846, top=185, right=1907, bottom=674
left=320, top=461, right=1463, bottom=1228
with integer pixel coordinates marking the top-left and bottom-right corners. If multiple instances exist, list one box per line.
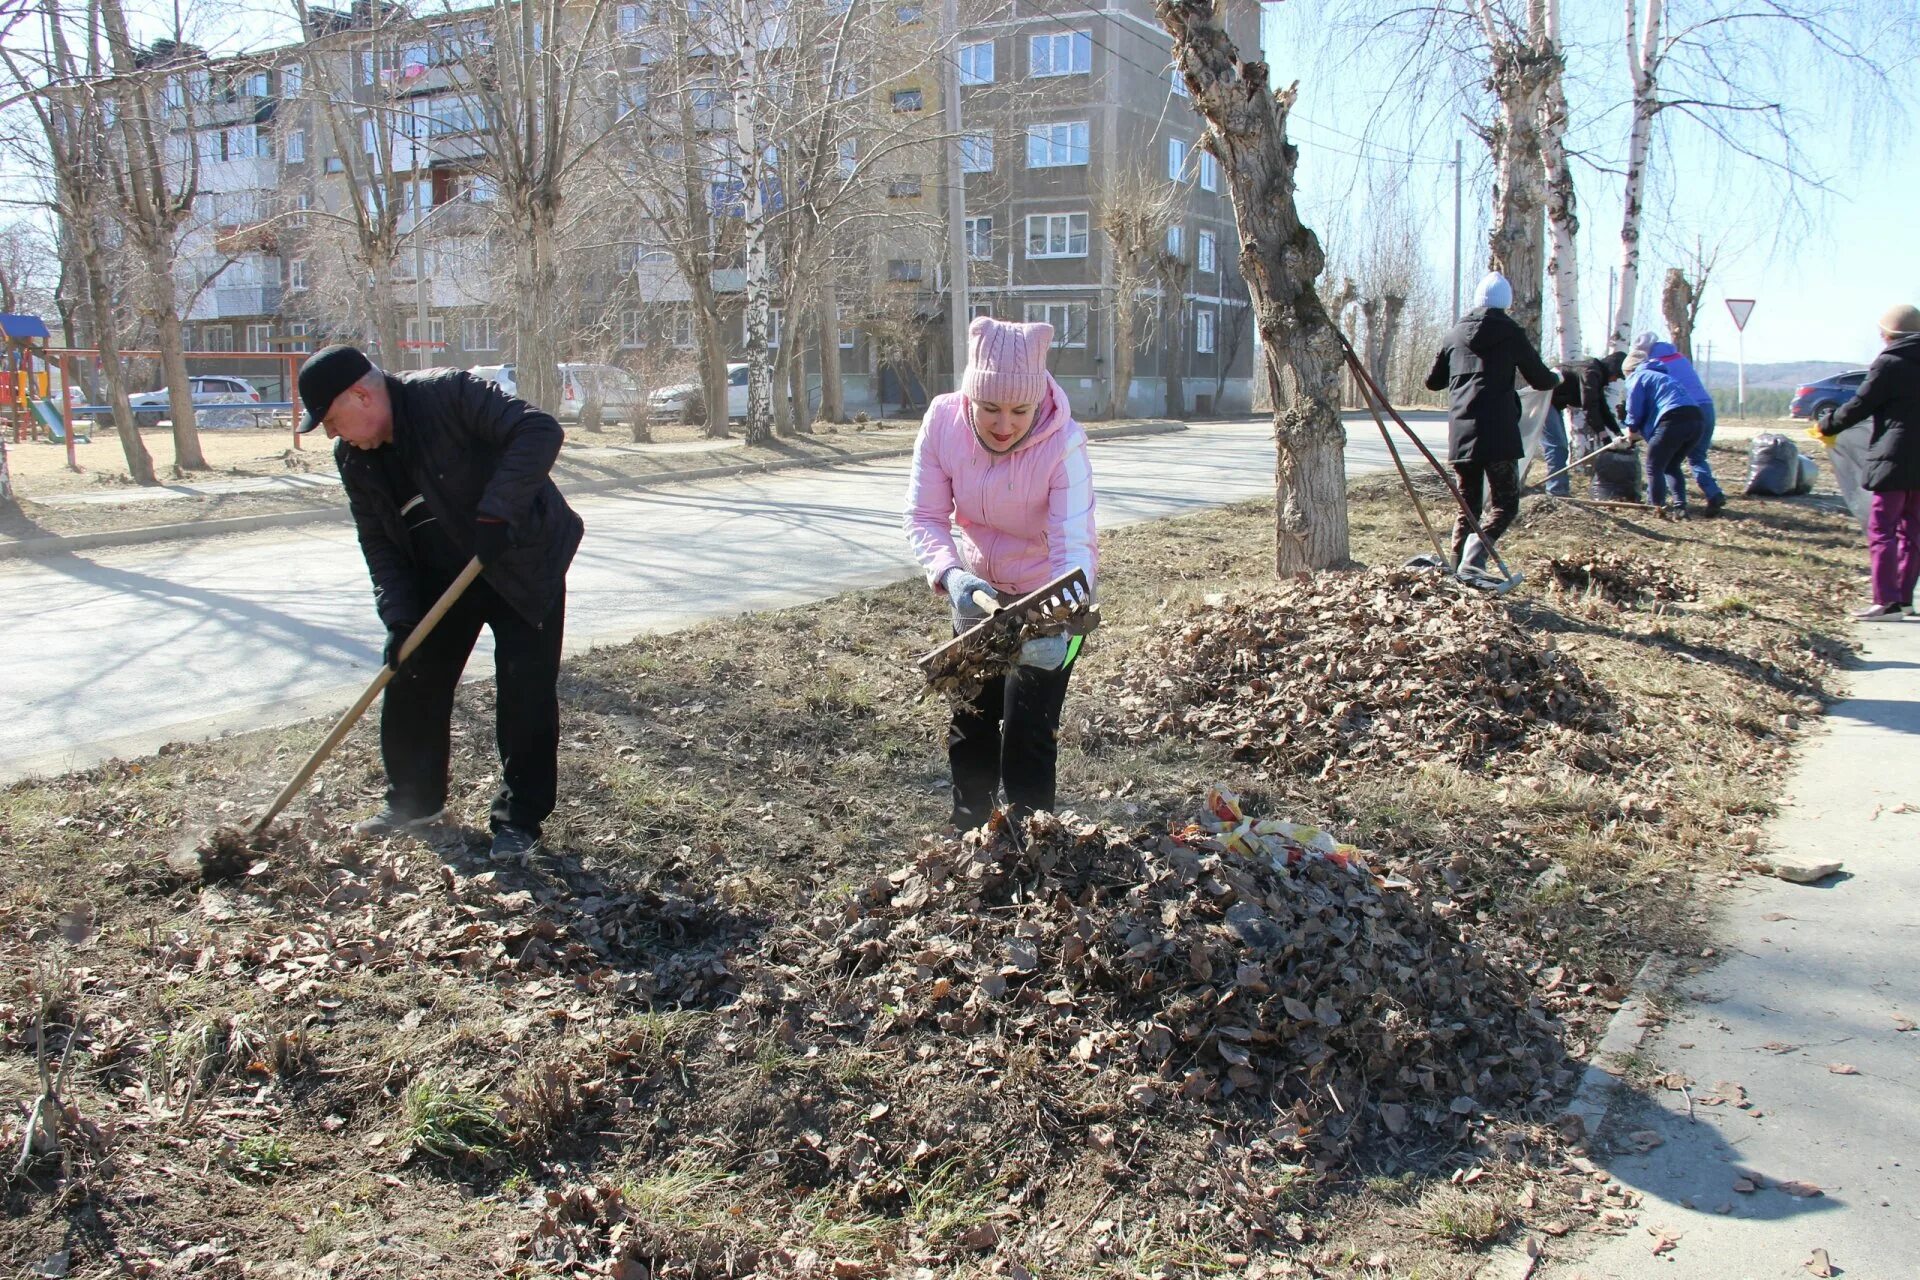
left=1790, top=370, right=1870, bottom=420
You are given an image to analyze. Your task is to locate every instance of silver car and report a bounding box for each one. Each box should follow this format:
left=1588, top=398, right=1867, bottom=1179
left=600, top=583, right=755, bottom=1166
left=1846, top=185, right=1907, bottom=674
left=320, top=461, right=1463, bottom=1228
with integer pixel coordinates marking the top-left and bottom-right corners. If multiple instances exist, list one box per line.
left=124, top=375, right=268, bottom=428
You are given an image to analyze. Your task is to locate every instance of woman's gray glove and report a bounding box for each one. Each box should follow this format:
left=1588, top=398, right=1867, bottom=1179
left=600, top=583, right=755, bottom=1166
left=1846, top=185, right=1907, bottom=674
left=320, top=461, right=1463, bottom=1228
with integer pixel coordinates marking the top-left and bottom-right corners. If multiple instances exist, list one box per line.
left=1017, top=633, right=1071, bottom=670
left=942, top=569, right=998, bottom=629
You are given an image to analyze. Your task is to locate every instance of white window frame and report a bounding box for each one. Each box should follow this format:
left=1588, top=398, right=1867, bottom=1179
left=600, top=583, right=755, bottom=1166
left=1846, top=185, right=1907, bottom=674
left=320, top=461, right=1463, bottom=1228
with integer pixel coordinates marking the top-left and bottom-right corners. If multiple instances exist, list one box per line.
left=287, top=322, right=312, bottom=352
left=1170, top=64, right=1188, bottom=97
left=891, top=87, right=923, bottom=113
left=1023, top=301, right=1088, bottom=349
left=1166, top=225, right=1183, bottom=256
left=838, top=324, right=857, bottom=349
left=620, top=309, right=645, bottom=348
left=202, top=325, right=234, bottom=352
left=1197, top=229, right=1217, bottom=273
left=463, top=315, right=499, bottom=351
left=1029, top=30, right=1091, bottom=77
left=959, top=131, right=994, bottom=174
left=963, top=215, right=992, bottom=260
left=1198, top=150, right=1219, bottom=192
left=1196, top=307, right=1217, bottom=354
left=245, top=323, right=274, bottom=352
left=286, top=128, right=306, bottom=163
left=404, top=316, right=446, bottom=346
left=617, top=3, right=646, bottom=36
left=673, top=309, right=695, bottom=349
left=958, top=41, right=994, bottom=85
left=287, top=257, right=306, bottom=292
left=1025, top=120, right=1089, bottom=169
left=1167, top=137, right=1187, bottom=182
left=1024, top=211, right=1089, bottom=260
left=282, top=63, right=303, bottom=97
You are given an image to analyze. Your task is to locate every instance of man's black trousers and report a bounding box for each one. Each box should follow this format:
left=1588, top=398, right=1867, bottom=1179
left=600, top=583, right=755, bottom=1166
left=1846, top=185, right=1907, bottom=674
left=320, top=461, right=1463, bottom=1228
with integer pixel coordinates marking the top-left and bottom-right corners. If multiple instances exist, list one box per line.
left=381, top=575, right=565, bottom=836
left=948, top=657, right=1075, bottom=829
left=1450, top=459, right=1522, bottom=561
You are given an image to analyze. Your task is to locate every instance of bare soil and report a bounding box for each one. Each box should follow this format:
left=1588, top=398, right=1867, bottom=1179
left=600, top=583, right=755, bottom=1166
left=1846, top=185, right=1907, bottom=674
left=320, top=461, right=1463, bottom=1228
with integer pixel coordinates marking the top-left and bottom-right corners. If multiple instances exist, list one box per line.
left=0, top=463, right=1861, bottom=1279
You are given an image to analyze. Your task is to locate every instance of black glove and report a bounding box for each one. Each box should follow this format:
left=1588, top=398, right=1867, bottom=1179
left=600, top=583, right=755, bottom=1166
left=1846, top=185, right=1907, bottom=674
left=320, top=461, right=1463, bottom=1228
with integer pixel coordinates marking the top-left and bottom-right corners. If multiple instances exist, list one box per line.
left=383, top=622, right=418, bottom=671
left=473, top=517, right=512, bottom=566
left=1815, top=406, right=1837, bottom=436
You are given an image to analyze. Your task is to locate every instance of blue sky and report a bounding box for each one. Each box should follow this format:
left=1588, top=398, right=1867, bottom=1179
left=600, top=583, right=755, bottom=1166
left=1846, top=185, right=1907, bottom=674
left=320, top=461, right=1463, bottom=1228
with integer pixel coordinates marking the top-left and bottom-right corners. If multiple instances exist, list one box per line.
left=1259, top=0, right=1918, bottom=368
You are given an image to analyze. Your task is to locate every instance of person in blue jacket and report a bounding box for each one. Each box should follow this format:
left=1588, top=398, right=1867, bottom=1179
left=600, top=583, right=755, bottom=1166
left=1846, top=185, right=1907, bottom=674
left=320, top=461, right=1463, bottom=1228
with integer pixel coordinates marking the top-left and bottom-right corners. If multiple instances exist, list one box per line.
left=1621, top=344, right=1706, bottom=519
left=1632, top=332, right=1726, bottom=515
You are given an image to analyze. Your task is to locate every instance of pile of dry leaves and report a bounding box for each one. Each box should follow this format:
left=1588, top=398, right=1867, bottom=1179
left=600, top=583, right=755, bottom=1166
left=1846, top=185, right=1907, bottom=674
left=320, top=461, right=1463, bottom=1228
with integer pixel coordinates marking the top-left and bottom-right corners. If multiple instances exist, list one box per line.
left=1544, top=548, right=1698, bottom=606
left=733, top=788, right=1570, bottom=1166
left=1094, top=568, right=1608, bottom=775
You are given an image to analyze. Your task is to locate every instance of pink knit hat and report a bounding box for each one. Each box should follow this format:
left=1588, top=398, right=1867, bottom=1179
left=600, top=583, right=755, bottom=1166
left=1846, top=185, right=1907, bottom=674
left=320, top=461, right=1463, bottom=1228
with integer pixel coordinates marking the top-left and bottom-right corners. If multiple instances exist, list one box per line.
left=961, top=315, right=1053, bottom=406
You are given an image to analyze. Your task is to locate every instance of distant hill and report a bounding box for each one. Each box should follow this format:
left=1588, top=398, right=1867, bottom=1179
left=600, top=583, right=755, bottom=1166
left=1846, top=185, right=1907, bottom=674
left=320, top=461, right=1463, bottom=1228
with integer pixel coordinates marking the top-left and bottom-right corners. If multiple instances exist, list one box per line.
left=1697, top=359, right=1864, bottom=392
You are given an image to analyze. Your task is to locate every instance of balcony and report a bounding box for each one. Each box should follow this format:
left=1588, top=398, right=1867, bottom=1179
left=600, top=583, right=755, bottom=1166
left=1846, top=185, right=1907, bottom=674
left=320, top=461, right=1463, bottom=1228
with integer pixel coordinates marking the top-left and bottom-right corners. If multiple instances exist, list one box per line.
left=214, top=285, right=284, bottom=317
left=710, top=267, right=746, bottom=294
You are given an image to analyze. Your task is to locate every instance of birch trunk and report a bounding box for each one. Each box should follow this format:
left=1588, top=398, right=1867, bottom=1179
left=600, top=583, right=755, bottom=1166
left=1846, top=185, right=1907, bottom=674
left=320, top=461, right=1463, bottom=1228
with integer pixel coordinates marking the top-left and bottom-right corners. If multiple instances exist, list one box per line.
left=734, top=0, right=774, bottom=446
left=1156, top=0, right=1349, bottom=574
left=1611, top=0, right=1663, bottom=350
left=1484, top=19, right=1550, bottom=348
left=1540, top=0, right=1582, bottom=362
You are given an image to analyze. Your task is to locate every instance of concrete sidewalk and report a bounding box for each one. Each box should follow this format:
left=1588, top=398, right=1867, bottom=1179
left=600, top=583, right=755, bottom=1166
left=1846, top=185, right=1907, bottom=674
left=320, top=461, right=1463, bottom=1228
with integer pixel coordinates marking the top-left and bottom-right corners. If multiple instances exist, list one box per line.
left=1543, top=621, right=1920, bottom=1279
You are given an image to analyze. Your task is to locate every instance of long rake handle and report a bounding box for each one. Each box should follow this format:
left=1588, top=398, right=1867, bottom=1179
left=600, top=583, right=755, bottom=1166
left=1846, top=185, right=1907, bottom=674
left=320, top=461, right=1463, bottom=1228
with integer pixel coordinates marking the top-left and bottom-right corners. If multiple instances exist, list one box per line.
left=248, top=557, right=484, bottom=839
left=1528, top=433, right=1630, bottom=493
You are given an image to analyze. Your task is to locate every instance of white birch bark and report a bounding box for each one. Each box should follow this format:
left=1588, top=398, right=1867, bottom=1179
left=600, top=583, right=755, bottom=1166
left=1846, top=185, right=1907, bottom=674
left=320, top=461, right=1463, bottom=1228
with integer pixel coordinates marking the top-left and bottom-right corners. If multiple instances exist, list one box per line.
left=1610, top=0, right=1663, bottom=351
left=734, top=0, right=774, bottom=445
left=1539, top=0, right=1582, bottom=362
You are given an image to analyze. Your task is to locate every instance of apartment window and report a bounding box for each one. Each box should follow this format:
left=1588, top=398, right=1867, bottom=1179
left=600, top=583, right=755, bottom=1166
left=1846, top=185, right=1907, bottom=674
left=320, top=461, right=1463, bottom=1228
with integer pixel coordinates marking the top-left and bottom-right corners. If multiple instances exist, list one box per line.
left=1197, top=230, right=1217, bottom=273
left=286, top=128, right=306, bottom=163
left=959, top=132, right=994, bottom=174
left=959, top=41, right=994, bottom=85
left=971, top=301, right=995, bottom=319
left=1166, top=225, right=1183, bottom=256
left=621, top=309, right=645, bottom=348
left=405, top=316, right=447, bottom=346
left=892, top=88, right=923, bottom=112
left=1025, top=211, right=1089, bottom=259
left=363, top=118, right=379, bottom=154
left=619, top=78, right=648, bottom=118
left=838, top=138, right=858, bottom=177
left=471, top=175, right=498, bottom=203
left=1167, top=137, right=1187, bottom=181
left=838, top=324, right=857, bottom=349
left=769, top=307, right=783, bottom=348
left=888, top=175, right=923, bottom=199
left=896, top=4, right=923, bottom=21
left=165, top=76, right=187, bottom=109
left=963, top=215, right=992, bottom=259
left=255, top=124, right=275, bottom=159
left=203, top=325, right=234, bottom=352
left=1025, top=120, right=1088, bottom=168
left=887, top=259, right=924, bottom=283
left=1196, top=308, right=1216, bottom=354
left=463, top=315, right=499, bottom=351
left=673, top=309, right=695, bottom=349
left=282, top=63, right=303, bottom=97
left=245, top=323, right=273, bottom=352
left=1198, top=151, right=1219, bottom=192
left=326, top=156, right=345, bottom=173
left=1029, top=30, right=1091, bottom=77
left=1023, top=301, right=1087, bottom=348
left=287, top=258, right=306, bottom=292
left=244, top=72, right=270, bottom=99
left=617, top=3, right=646, bottom=36
left=1170, top=64, right=1188, bottom=97
left=287, top=322, right=312, bottom=352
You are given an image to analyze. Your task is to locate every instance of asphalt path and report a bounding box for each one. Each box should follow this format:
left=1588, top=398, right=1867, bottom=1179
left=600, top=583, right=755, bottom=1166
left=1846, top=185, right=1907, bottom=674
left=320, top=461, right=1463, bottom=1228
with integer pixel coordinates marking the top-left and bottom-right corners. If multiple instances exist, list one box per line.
left=0, top=414, right=1448, bottom=781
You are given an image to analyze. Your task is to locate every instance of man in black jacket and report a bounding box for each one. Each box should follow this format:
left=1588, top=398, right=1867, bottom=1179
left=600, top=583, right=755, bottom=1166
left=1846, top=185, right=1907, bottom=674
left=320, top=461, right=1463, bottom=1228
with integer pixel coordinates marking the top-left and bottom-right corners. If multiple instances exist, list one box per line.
left=297, top=345, right=585, bottom=859
left=1425, top=272, right=1561, bottom=568
left=1816, top=304, right=1920, bottom=620
left=1550, top=351, right=1631, bottom=496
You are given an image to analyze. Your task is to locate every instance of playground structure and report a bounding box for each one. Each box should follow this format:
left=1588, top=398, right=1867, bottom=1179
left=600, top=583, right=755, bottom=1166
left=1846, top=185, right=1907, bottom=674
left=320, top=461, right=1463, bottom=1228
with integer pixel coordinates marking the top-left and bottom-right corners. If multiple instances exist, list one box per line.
left=4, top=312, right=308, bottom=479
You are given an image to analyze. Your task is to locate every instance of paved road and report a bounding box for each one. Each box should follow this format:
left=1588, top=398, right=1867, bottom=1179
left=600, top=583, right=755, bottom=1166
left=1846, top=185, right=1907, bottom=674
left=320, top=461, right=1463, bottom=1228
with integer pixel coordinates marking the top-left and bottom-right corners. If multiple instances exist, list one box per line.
left=1541, top=622, right=1920, bottom=1279
left=0, top=415, right=1447, bottom=781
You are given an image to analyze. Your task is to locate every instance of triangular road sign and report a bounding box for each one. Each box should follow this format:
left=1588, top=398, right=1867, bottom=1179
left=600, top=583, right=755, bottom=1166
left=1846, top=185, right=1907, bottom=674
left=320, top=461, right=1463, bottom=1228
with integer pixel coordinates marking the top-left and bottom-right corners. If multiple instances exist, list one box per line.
left=1726, top=298, right=1756, bottom=331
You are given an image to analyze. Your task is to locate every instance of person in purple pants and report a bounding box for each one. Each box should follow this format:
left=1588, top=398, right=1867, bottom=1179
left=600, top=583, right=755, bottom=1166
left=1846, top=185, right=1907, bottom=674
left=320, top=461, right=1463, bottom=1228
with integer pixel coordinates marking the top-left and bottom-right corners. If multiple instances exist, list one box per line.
left=1816, top=305, right=1920, bottom=621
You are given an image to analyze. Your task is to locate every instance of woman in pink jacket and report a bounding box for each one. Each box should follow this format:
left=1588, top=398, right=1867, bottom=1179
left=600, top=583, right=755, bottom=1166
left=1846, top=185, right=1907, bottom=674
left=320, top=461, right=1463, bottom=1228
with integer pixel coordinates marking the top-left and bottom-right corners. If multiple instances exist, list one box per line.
left=903, top=315, right=1098, bottom=829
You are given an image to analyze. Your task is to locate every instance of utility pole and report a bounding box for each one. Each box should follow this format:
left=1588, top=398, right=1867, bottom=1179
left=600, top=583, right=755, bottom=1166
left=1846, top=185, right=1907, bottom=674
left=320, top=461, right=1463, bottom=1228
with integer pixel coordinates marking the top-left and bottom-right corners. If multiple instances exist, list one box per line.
left=942, top=0, right=970, bottom=385
left=1451, top=138, right=1462, bottom=320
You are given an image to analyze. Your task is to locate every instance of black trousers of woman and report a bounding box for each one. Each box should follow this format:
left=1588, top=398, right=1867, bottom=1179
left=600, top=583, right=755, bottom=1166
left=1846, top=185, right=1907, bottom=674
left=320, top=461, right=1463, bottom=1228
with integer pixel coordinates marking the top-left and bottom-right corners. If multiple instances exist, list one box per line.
left=948, top=658, right=1076, bottom=829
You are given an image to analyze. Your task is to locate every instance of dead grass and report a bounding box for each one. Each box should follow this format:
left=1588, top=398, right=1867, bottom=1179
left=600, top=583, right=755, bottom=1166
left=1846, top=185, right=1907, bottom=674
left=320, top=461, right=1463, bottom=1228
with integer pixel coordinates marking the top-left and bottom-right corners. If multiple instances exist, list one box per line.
left=0, top=469, right=1861, bottom=1277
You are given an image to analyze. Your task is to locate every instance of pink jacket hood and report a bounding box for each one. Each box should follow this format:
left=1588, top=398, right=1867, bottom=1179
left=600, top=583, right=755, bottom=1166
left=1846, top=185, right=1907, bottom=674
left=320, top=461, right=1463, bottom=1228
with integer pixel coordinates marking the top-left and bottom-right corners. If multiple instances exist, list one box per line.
left=902, top=373, right=1098, bottom=597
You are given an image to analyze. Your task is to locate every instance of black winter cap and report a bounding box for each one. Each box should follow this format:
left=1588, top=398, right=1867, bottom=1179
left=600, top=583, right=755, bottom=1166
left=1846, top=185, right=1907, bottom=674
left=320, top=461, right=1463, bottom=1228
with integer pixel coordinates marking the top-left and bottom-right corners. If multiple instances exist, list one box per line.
left=297, top=344, right=374, bottom=432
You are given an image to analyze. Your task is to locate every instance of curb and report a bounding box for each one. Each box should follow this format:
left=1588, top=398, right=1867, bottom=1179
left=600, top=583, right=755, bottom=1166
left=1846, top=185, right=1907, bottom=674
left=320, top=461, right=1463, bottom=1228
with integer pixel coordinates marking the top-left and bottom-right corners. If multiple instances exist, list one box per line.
left=0, top=419, right=1188, bottom=562
left=1483, top=950, right=1678, bottom=1280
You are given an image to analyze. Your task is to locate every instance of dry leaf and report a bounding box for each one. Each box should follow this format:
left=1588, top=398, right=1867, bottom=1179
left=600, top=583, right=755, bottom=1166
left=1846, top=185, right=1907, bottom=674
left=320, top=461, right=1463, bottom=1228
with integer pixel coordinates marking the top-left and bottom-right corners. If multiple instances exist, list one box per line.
left=1827, top=1062, right=1860, bottom=1076
left=1806, top=1247, right=1834, bottom=1277
left=1894, top=1016, right=1915, bottom=1033
left=1647, top=1225, right=1682, bottom=1256
left=1776, top=1180, right=1822, bottom=1199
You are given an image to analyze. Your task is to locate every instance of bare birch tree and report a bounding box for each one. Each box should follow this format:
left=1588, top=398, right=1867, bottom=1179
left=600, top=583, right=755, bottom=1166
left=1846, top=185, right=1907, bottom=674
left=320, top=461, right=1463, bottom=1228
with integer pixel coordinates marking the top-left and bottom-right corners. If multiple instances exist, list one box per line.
left=1093, top=165, right=1182, bottom=422
left=1158, top=0, right=1350, bottom=573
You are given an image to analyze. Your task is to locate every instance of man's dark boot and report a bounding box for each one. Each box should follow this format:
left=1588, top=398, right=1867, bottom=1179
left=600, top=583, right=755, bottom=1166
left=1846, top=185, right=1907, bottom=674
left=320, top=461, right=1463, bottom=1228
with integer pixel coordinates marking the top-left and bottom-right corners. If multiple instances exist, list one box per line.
left=1704, top=495, right=1726, bottom=517
left=489, top=823, right=540, bottom=862
left=352, top=806, right=445, bottom=838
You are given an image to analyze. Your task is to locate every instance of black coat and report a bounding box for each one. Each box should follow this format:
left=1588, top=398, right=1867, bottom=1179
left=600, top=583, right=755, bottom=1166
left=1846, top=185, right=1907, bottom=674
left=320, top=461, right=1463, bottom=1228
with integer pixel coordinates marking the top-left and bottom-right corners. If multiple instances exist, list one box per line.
left=338, top=370, right=584, bottom=629
left=1550, top=356, right=1623, bottom=438
left=1425, top=307, right=1560, bottom=463
left=1829, top=332, right=1920, bottom=493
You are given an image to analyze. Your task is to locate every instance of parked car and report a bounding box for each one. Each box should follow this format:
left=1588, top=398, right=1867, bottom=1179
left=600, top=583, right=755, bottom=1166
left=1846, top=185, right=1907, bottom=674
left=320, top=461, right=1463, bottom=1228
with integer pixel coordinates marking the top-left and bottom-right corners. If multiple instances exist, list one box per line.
left=649, top=363, right=750, bottom=424
left=122, top=375, right=266, bottom=428
left=468, top=362, right=645, bottom=425
left=1790, top=370, right=1870, bottom=420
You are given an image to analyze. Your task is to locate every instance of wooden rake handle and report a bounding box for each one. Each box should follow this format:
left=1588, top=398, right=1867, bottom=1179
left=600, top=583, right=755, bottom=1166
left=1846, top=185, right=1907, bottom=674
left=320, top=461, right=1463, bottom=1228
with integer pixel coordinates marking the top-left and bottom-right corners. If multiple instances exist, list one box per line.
left=248, top=557, right=484, bottom=839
